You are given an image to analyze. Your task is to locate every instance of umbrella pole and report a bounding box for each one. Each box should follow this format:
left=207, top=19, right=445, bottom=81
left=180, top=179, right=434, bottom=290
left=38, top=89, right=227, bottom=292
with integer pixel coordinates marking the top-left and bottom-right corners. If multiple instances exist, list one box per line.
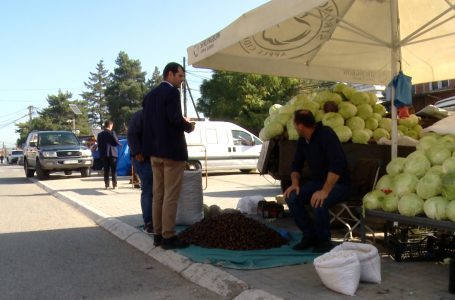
left=390, top=0, right=400, bottom=160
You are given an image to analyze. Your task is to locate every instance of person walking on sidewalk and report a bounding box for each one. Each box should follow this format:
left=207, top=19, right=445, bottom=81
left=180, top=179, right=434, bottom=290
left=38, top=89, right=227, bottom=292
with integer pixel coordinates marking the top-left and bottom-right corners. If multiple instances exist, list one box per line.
left=142, top=62, right=195, bottom=250
left=284, top=109, right=351, bottom=253
left=97, top=120, right=120, bottom=190
left=127, top=109, right=153, bottom=234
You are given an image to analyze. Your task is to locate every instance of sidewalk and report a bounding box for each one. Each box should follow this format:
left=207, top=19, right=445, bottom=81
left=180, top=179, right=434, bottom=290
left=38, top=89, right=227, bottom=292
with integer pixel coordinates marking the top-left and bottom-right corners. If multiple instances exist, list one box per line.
left=31, top=173, right=454, bottom=300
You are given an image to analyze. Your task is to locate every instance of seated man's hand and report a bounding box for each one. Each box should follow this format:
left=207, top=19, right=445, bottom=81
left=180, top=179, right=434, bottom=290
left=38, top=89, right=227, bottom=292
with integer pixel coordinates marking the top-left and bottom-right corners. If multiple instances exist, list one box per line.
left=284, top=184, right=300, bottom=198
left=310, top=190, right=329, bottom=208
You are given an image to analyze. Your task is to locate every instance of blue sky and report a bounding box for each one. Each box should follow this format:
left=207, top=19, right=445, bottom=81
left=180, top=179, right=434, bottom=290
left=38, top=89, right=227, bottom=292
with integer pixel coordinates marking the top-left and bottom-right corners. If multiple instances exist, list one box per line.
left=0, top=0, right=268, bottom=148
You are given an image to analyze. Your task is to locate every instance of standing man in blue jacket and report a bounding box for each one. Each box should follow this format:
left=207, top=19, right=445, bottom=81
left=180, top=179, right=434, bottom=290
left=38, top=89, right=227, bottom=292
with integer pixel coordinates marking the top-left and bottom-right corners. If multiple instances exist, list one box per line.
left=97, top=120, right=120, bottom=190
left=142, top=62, right=195, bottom=250
left=284, top=109, right=351, bottom=253
left=127, top=110, right=154, bottom=234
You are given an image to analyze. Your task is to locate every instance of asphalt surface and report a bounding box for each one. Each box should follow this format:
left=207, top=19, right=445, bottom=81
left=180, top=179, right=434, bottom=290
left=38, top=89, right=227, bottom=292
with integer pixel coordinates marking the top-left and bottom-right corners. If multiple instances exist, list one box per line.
left=2, top=164, right=455, bottom=299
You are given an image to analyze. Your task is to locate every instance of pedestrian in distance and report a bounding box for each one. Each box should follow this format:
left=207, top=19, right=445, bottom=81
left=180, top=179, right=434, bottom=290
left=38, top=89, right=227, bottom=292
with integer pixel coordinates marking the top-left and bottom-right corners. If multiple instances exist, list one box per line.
left=284, top=109, right=351, bottom=253
left=142, top=62, right=195, bottom=250
left=97, top=120, right=121, bottom=190
left=127, top=109, right=154, bottom=234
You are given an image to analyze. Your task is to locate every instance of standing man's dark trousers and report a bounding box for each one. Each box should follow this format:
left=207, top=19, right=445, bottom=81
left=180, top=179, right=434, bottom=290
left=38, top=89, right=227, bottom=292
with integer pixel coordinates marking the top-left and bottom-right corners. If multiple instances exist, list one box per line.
left=103, top=157, right=118, bottom=188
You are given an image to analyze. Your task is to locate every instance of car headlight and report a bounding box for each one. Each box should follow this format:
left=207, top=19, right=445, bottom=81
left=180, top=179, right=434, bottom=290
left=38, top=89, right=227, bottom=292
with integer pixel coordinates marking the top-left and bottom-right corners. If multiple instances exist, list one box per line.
left=42, top=151, right=57, bottom=158
left=81, top=149, right=92, bottom=157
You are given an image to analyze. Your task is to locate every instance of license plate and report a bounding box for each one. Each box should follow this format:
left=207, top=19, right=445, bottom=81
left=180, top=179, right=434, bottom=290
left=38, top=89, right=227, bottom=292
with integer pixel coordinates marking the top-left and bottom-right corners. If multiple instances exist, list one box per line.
left=63, top=160, right=78, bottom=164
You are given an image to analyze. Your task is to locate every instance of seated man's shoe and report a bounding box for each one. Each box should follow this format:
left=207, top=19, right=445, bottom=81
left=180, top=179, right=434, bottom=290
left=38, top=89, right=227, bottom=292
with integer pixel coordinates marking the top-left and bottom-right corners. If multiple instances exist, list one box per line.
left=153, top=234, right=162, bottom=246
left=161, top=236, right=189, bottom=250
left=292, top=236, right=315, bottom=251
left=312, top=240, right=333, bottom=253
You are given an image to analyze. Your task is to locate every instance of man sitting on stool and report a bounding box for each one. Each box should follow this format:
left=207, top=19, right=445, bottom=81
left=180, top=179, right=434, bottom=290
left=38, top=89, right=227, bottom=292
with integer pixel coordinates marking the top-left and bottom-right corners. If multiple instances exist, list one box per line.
left=284, top=109, right=351, bottom=253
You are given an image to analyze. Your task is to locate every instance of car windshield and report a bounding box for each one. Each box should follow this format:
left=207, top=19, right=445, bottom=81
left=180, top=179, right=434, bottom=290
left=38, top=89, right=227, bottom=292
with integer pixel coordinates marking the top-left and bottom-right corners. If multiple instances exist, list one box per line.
left=39, top=132, right=79, bottom=146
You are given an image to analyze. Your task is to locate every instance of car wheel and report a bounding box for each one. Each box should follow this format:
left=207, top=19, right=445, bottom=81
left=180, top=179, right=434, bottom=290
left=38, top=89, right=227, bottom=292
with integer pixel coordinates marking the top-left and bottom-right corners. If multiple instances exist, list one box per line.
left=36, top=160, right=49, bottom=180
left=64, top=170, right=73, bottom=175
left=24, top=160, right=35, bottom=178
left=80, top=167, right=91, bottom=178
left=186, top=160, right=202, bottom=171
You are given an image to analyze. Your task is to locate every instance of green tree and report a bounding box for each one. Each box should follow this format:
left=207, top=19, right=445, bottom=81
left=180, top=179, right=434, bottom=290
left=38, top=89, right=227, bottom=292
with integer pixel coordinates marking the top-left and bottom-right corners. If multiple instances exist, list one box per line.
left=81, top=60, right=110, bottom=127
left=15, top=91, right=91, bottom=145
left=197, top=71, right=301, bottom=134
left=105, top=51, right=147, bottom=133
left=145, top=66, right=162, bottom=90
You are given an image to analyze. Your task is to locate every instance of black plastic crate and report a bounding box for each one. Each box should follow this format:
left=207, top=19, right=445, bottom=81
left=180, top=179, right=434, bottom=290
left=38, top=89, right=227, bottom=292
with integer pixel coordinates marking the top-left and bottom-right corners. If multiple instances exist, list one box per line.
left=385, top=225, right=455, bottom=262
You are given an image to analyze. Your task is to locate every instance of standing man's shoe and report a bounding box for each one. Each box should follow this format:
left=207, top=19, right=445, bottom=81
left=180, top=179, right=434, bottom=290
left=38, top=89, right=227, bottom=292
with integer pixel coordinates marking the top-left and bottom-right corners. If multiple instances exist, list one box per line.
left=153, top=235, right=162, bottom=246
left=142, top=222, right=154, bottom=235
left=161, top=236, right=189, bottom=250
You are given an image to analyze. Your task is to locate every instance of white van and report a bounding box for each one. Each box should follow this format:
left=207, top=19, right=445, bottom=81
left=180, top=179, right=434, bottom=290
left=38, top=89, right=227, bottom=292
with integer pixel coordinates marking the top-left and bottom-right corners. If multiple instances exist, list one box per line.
left=185, top=121, right=263, bottom=172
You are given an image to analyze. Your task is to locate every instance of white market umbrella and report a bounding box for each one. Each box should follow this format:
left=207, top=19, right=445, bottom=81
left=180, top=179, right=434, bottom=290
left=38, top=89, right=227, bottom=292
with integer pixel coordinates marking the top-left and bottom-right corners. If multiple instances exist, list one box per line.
left=187, top=0, right=455, bottom=157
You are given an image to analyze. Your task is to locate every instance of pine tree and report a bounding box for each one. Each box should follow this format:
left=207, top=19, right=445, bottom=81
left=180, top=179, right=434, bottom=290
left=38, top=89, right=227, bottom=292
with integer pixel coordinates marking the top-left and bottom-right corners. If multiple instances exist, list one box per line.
left=105, top=51, right=147, bottom=133
left=81, top=60, right=110, bottom=127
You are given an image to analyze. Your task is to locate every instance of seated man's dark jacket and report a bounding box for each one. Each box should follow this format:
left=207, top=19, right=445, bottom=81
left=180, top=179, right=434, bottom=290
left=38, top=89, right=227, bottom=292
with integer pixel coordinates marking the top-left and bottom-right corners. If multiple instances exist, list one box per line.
left=291, top=123, right=350, bottom=184
left=97, top=129, right=120, bottom=158
left=142, top=82, right=193, bottom=161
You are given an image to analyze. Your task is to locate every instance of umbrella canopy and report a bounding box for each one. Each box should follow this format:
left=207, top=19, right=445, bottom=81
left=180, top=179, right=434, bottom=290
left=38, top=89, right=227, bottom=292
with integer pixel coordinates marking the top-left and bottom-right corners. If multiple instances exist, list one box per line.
left=188, top=0, right=455, bottom=85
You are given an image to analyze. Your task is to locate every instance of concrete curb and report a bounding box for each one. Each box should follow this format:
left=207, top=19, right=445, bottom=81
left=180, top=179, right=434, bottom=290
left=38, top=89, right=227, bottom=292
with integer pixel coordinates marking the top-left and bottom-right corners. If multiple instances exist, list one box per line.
left=31, top=178, right=283, bottom=299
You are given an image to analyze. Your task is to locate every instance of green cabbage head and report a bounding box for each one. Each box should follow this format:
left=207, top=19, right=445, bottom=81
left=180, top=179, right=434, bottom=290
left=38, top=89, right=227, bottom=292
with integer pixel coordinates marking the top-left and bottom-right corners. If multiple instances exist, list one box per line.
left=398, top=193, right=424, bottom=217
left=333, top=125, right=352, bottom=143
left=416, top=173, right=442, bottom=199
left=322, top=112, right=344, bottom=129
left=375, top=174, right=394, bottom=192
left=363, top=190, right=385, bottom=210
left=381, top=193, right=399, bottom=212
left=386, top=157, right=407, bottom=176
left=338, top=102, right=357, bottom=119
left=442, top=172, right=455, bottom=200
left=423, top=196, right=449, bottom=220
left=426, top=145, right=451, bottom=166
left=442, top=158, right=455, bottom=174
left=346, top=116, right=365, bottom=131
left=392, top=172, right=419, bottom=197
left=404, top=154, right=431, bottom=178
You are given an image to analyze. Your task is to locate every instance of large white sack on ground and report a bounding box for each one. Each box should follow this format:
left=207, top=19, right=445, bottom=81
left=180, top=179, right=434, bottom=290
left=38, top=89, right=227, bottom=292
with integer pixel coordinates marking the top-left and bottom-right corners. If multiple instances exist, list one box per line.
left=423, top=115, right=455, bottom=136
left=236, top=195, right=265, bottom=214
left=314, top=250, right=360, bottom=296
left=331, top=242, right=381, bottom=283
left=176, top=170, right=204, bottom=225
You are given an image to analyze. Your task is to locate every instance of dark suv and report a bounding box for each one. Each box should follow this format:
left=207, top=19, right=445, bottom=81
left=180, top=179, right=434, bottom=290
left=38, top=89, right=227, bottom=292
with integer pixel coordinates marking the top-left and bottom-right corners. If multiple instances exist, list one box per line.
left=23, top=130, right=93, bottom=180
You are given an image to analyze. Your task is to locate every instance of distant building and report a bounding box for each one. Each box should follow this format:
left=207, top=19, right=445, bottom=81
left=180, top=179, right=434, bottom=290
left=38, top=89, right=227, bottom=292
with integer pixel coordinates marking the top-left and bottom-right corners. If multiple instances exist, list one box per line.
left=412, top=79, right=455, bottom=112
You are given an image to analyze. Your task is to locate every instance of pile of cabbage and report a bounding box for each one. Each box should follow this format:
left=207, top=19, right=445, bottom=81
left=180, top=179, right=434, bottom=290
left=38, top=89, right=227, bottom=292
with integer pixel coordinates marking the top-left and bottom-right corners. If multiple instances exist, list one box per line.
left=363, top=132, right=455, bottom=221
left=259, top=83, right=423, bottom=144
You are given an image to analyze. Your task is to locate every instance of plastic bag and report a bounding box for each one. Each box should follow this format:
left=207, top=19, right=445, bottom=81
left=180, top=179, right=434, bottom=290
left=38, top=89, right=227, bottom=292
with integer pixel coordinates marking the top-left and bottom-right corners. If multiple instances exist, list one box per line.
left=176, top=170, right=204, bottom=225
left=331, top=242, right=381, bottom=283
left=314, top=250, right=360, bottom=296
left=423, top=115, right=455, bottom=136
left=236, top=195, right=265, bottom=214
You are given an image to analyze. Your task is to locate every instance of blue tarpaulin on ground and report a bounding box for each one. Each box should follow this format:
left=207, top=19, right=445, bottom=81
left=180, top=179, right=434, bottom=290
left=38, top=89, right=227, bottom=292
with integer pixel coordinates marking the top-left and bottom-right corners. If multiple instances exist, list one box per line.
left=116, top=139, right=131, bottom=176
left=174, top=229, right=319, bottom=269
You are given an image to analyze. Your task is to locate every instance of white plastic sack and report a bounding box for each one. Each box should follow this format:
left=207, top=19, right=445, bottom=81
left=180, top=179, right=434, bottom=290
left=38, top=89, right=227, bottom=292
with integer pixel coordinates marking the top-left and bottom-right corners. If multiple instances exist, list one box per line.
left=176, top=170, right=204, bottom=225
left=314, top=250, right=360, bottom=296
left=423, top=115, right=455, bottom=136
left=236, top=195, right=265, bottom=214
left=331, top=242, right=381, bottom=284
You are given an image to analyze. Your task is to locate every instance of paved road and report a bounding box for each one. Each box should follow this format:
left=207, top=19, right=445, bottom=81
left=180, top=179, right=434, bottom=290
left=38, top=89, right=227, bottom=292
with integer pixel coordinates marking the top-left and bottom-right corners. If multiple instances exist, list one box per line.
left=0, top=165, right=221, bottom=300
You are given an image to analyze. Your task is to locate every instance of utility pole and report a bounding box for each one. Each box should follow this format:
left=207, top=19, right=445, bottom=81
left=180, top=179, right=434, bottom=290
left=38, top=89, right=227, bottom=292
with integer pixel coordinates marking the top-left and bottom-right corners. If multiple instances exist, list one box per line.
left=183, top=57, right=188, bottom=117
left=27, top=106, right=33, bottom=129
